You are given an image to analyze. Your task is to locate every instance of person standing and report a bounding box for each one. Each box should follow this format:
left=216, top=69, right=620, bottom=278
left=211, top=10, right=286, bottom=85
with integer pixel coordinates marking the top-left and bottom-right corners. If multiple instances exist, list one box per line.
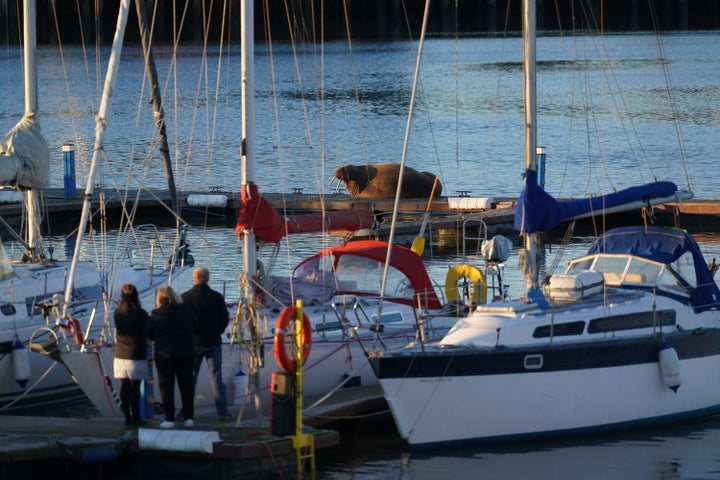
left=146, top=285, right=196, bottom=429
left=113, top=283, right=150, bottom=426
left=182, top=267, right=231, bottom=420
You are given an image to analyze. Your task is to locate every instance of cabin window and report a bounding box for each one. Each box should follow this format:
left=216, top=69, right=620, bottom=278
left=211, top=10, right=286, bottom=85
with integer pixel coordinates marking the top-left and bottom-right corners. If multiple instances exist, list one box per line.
left=0, top=304, right=15, bottom=316
left=532, top=321, right=585, bottom=338
left=625, top=258, right=661, bottom=284
left=587, top=310, right=676, bottom=333
left=670, top=251, right=698, bottom=287
left=335, top=255, right=410, bottom=296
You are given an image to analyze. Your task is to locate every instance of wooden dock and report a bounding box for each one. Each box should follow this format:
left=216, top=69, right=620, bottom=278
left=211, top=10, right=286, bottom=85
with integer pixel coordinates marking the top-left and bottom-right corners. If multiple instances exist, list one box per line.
left=0, top=407, right=339, bottom=477
left=0, top=382, right=393, bottom=477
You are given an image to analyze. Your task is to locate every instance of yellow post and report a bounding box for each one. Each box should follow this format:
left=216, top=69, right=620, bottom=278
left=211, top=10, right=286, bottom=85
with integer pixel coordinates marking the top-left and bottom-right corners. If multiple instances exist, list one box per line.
left=293, top=299, right=315, bottom=474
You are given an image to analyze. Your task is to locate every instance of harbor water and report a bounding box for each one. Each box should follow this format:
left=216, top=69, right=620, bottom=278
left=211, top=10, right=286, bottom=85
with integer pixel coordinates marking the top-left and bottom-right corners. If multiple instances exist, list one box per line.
left=1, top=30, right=720, bottom=478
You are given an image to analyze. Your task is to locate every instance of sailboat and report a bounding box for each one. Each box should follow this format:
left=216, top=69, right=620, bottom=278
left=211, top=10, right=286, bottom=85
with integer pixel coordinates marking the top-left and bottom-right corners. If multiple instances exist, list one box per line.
left=366, top=0, right=720, bottom=447
left=44, top=0, right=474, bottom=421
left=0, top=0, right=190, bottom=414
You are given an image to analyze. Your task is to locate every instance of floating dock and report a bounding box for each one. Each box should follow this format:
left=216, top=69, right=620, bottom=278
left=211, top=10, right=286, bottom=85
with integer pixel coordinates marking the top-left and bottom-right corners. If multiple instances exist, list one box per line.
left=1, top=187, right=718, bottom=237
left=0, top=382, right=393, bottom=477
left=0, top=404, right=341, bottom=477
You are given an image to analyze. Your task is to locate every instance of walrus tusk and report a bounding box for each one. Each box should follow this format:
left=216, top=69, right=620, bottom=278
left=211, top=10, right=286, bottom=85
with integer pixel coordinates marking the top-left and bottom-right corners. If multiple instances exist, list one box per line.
left=328, top=176, right=342, bottom=193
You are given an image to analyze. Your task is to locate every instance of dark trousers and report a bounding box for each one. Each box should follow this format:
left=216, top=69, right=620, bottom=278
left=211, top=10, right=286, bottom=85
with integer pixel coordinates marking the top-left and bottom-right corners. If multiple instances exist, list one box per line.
left=155, top=355, right=195, bottom=422
left=120, top=379, right=142, bottom=421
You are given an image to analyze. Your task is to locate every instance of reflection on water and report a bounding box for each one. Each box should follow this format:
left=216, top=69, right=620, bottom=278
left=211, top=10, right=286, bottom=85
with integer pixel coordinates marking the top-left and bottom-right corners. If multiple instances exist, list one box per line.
left=316, top=414, right=720, bottom=479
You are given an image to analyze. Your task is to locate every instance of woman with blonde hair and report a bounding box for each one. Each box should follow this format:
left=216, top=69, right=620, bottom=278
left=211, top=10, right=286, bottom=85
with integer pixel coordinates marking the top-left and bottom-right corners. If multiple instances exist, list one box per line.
left=146, top=285, right=196, bottom=428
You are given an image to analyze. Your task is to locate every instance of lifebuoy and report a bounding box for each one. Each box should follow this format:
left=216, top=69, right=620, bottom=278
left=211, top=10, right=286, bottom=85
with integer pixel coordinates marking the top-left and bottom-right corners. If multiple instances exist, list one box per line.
left=445, top=264, right=487, bottom=305
left=273, top=306, right=312, bottom=373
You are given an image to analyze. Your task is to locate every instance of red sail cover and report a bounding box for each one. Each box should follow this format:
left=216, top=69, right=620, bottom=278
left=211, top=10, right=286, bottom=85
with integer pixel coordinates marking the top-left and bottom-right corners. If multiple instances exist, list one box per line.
left=236, top=184, right=376, bottom=243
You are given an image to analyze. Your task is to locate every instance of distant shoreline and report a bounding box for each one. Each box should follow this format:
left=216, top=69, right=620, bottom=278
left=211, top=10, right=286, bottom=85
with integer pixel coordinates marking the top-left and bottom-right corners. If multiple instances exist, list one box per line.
left=1, top=0, right=719, bottom=45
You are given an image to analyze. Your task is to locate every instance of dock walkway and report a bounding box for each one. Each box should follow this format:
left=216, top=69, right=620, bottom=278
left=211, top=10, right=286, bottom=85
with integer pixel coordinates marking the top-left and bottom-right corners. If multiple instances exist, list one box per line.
left=1, top=187, right=718, bottom=237
left=0, top=383, right=390, bottom=477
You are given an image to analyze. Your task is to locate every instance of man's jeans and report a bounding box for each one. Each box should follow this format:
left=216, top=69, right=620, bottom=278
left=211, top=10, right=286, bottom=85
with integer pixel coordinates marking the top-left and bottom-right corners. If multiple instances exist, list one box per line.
left=193, top=345, right=229, bottom=417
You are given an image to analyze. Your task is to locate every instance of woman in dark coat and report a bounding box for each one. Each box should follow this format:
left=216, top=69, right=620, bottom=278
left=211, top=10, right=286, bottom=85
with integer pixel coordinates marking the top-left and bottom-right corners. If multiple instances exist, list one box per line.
left=146, top=285, right=196, bottom=429
left=113, top=283, right=150, bottom=426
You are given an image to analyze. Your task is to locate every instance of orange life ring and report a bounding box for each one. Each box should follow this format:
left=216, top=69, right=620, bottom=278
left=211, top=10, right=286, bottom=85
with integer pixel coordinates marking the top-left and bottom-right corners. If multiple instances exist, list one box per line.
left=273, top=306, right=312, bottom=373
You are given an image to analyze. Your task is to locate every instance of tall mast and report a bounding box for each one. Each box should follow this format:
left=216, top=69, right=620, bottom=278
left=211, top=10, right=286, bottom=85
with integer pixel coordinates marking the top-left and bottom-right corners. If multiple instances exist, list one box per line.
left=23, top=0, right=42, bottom=259
left=240, top=0, right=257, bottom=302
left=64, top=0, right=132, bottom=314
left=522, top=0, right=540, bottom=292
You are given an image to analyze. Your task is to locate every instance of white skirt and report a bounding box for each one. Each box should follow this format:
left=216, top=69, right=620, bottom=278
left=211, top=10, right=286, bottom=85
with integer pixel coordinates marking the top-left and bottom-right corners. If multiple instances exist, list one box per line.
left=113, top=358, right=149, bottom=380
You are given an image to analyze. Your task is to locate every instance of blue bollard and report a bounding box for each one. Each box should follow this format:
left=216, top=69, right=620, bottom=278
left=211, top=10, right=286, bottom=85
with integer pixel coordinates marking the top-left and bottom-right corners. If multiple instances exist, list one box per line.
left=536, top=146, right=547, bottom=190
left=62, top=143, right=76, bottom=199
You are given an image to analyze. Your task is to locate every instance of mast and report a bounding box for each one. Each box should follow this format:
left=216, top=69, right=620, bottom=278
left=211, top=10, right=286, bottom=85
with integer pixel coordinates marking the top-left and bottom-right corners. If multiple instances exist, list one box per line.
left=134, top=0, right=178, bottom=217
left=63, top=0, right=132, bottom=315
left=23, top=0, right=42, bottom=260
left=240, top=0, right=257, bottom=302
left=522, top=0, right=540, bottom=292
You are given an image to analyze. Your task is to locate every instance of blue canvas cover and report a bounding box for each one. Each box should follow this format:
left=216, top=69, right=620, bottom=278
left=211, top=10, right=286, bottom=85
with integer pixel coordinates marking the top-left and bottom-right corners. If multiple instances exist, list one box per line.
left=513, top=169, right=678, bottom=234
left=588, top=226, right=720, bottom=313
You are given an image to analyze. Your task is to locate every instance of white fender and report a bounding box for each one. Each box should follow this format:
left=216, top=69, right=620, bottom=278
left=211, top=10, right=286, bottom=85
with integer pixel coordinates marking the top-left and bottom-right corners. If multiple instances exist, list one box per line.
left=659, top=343, right=681, bottom=393
left=12, top=339, right=30, bottom=388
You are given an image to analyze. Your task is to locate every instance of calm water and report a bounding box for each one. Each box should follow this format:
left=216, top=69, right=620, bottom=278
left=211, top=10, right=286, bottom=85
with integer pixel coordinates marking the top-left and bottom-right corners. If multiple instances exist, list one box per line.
left=2, top=30, right=720, bottom=478
left=1, top=32, right=719, bottom=199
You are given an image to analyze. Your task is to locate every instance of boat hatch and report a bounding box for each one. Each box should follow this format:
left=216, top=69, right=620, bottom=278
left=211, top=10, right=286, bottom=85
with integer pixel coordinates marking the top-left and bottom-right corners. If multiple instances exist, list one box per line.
left=370, top=311, right=404, bottom=325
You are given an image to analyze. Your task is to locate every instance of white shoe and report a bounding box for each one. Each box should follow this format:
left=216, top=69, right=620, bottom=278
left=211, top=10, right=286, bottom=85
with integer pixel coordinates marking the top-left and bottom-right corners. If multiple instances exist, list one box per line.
left=159, top=420, right=175, bottom=429
left=183, top=419, right=194, bottom=427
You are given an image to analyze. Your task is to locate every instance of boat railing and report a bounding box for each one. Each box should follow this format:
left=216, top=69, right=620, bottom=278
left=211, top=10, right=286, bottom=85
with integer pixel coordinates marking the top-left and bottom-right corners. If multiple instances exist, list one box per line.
left=462, top=218, right=488, bottom=259
left=328, top=295, right=369, bottom=339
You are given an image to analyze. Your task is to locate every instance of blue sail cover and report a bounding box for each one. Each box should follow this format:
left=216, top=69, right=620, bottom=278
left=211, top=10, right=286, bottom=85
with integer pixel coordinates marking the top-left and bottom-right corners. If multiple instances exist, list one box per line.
left=513, top=169, right=678, bottom=234
left=589, top=226, right=720, bottom=313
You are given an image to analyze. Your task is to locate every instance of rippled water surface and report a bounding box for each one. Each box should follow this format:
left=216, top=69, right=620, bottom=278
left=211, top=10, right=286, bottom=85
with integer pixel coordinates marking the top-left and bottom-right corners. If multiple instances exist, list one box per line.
left=2, top=30, right=720, bottom=479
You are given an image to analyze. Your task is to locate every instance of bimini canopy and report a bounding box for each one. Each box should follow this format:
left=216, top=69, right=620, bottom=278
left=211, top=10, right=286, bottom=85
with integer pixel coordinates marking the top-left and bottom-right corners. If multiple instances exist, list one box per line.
left=589, top=226, right=720, bottom=313
left=294, top=240, right=443, bottom=310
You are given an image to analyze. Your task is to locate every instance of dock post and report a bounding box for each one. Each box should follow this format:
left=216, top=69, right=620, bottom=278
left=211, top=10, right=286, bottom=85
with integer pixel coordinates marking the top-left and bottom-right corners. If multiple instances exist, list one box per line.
left=62, top=143, right=76, bottom=199
left=537, top=146, right=547, bottom=190
left=293, top=300, right=315, bottom=474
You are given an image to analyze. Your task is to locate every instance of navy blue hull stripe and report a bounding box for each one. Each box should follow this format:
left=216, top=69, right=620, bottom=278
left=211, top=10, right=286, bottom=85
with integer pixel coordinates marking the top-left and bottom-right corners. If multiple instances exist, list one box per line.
left=369, top=329, right=720, bottom=379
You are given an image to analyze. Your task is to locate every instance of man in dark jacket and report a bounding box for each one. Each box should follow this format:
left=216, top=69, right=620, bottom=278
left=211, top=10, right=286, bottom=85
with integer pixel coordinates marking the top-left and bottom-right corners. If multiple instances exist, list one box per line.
left=182, top=267, right=231, bottom=420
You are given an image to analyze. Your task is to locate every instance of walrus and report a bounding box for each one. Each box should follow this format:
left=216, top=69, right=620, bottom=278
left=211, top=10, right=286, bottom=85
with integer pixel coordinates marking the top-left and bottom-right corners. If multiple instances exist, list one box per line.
left=331, top=163, right=442, bottom=199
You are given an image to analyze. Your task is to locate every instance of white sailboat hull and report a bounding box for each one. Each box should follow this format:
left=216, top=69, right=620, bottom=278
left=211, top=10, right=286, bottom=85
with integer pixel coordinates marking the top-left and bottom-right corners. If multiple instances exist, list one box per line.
left=62, top=303, right=448, bottom=420
left=379, top=352, right=720, bottom=446
left=0, top=260, right=187, bottom=413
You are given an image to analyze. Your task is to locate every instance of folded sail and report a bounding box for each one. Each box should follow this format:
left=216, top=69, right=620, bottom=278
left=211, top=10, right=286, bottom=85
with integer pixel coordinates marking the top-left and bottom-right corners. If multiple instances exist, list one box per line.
left=0, top=113, right=50, bottom=189
left=514, top=169, right=681, bottom=234
left=236, top=184, right=376, bottom=243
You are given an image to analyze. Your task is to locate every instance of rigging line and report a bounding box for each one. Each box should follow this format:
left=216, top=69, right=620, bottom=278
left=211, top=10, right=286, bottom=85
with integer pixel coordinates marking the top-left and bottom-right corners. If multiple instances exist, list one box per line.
left=341, top=0, right=370, bottom=166
left=381, top=0, right=431, bottom=302
left=162, top=0, right=191, bottom=192
left=281, top=0, right=325, bottom=207
left=0, top=361, right=58, bottom=412
left=401, top=2, right=444, bottom=183
left=208, top=0, right=231, bottom=188
left=578, top=1, right=657, bottom=188
left=648, top=10, right=693, bottom=192
left=51, top=0, right=90, bottom=182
